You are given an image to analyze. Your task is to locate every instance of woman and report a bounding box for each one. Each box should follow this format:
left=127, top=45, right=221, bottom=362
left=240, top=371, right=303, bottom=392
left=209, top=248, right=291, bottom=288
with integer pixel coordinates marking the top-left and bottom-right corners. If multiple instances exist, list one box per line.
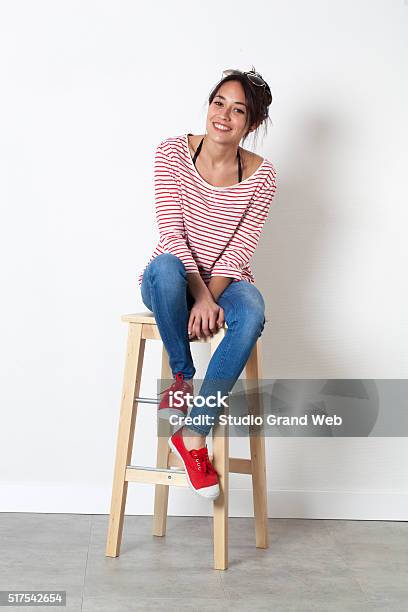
left=138, top=67, right=277, bottom=500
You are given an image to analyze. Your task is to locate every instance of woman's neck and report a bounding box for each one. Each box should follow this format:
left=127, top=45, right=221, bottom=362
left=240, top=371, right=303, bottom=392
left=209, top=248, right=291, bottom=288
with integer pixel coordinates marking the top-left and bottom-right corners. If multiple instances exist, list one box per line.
left=199, top=134, right=239, bottom=169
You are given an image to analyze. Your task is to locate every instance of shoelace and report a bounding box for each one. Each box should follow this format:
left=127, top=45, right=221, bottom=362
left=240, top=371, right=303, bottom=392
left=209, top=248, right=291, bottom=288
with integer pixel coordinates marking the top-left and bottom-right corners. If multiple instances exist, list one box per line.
left=158, top=379, right=192, bottom=396
left=159, top=382, right=193, bottom=395
left=159, top=372, right=193, bottom=397
left=190, top=447, right=216, bottom=474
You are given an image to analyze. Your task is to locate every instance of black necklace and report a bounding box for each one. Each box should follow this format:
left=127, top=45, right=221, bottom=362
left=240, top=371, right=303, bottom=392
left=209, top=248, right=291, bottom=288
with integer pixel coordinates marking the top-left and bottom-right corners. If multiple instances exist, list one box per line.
left=189, top=134, right=242, bottom=183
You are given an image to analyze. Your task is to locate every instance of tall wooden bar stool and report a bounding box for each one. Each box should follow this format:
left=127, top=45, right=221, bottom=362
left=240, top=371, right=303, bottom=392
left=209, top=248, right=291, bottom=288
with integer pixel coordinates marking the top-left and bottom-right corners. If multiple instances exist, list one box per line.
left=105, top=311, right=268, bottom=570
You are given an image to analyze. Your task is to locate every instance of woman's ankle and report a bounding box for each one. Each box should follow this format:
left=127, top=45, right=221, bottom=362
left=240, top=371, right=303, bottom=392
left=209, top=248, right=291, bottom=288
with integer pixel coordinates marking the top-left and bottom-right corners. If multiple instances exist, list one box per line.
left=181, top=425, right=206, bottom=450
left=174, top=373, right=194, bottom=386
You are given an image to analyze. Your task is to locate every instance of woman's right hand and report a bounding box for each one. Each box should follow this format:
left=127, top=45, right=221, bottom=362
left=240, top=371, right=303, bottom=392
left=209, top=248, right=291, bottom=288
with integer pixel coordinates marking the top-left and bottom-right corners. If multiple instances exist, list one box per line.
left=188, top=297, right=225, bottom=340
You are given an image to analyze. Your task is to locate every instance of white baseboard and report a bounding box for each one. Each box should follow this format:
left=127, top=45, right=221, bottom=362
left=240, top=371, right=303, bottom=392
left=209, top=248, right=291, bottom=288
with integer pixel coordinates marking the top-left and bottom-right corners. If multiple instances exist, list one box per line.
left=1, top=483, right=408, bottom=521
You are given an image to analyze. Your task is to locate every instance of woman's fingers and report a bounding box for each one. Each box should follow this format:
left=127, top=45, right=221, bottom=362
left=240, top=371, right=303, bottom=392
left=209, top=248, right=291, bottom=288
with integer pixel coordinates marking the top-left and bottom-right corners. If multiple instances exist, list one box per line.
left=188, top=312, right=202, bottom=340
left=188, top=314, right=200, bottom=339
left=188, top=313, right=195, bottom=337
left=200, top=312, right=222, bottom=338
left=208, top=311, right=218, bottom=336
left=217, top=307, right=225, bottom=329
left=193, top=315, right=202, bottom=339
left=201, top=317, right=211, bottom=337
left=188, top=302, right=225, bottom=340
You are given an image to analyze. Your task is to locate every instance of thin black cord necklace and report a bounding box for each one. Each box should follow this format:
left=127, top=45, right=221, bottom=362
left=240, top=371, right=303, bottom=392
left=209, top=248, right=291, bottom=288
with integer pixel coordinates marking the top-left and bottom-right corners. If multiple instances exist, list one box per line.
left=190, top=134, right=243, bottom=183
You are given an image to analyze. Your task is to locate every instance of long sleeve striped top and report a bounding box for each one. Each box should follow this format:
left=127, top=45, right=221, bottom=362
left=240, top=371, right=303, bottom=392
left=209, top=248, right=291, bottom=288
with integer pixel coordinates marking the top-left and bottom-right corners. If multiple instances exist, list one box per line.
left=138, top=133, right=277, bottom=288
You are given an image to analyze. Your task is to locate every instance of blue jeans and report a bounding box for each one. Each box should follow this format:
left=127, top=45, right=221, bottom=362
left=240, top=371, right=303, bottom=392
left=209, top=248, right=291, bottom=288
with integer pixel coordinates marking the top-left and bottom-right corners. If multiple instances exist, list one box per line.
left=140, top=253, right=266, bottom=436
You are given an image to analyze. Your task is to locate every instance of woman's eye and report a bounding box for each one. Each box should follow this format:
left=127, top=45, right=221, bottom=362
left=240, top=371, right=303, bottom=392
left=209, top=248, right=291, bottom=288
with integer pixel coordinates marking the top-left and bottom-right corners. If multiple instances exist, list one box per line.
left=214, top=101, right=244, bottom=113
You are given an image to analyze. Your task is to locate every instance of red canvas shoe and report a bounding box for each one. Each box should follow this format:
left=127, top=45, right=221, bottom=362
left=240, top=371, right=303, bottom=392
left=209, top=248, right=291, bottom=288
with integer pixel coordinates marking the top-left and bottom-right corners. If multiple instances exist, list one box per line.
left=158, top=373, right=194, bottom=420
left=168, top=427, right=220, bottom=500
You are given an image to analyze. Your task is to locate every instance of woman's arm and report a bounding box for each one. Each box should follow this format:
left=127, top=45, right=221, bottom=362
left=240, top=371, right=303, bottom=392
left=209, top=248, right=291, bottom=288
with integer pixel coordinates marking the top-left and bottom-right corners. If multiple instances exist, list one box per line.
left=186, top=273, right=226, bottom=340
left=210, top=171, right=277, bottom=281
left=154, top=142, right=225, bottom=338
left=154, top=142, right=200, bottom=274
left=207, top=276, right=233, bottom=302
left=187, top=272, right=213, bottom=301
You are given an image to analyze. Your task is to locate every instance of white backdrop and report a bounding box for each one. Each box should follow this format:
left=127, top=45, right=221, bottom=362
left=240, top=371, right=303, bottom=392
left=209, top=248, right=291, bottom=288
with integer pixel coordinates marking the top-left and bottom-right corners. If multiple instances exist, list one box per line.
left=1, top=0, right=408, bottom=519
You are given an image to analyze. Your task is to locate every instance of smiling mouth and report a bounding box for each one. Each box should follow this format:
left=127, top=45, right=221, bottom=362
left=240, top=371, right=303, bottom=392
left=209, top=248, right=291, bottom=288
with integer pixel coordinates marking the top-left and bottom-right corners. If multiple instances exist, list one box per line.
left=213, top=122, right=232, bottom=132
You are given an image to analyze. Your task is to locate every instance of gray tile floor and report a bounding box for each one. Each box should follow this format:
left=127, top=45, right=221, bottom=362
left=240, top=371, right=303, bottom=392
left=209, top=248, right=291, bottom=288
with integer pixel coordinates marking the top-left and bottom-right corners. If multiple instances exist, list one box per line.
left=0, top=513, right=407, bottom=611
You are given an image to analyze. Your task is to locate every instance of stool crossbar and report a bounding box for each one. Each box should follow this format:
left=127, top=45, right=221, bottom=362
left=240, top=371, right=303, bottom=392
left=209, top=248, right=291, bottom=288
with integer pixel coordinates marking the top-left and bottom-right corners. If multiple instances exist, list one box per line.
left=105, top=311, right=268, bottom=570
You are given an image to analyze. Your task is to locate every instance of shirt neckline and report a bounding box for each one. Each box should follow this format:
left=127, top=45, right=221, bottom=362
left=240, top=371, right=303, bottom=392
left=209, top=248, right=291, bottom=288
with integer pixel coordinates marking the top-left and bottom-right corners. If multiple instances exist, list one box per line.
left=183, top=133, right=267, bottom=190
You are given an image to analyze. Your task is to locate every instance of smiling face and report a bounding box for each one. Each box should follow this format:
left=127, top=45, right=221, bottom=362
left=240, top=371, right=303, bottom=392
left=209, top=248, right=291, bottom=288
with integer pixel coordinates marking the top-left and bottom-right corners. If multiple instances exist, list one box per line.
left=206, top=79, right=256, bottom=145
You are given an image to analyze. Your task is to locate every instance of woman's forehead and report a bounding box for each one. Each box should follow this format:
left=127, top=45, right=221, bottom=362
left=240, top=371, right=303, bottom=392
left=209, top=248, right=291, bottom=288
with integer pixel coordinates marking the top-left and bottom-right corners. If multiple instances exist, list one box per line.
left=216, top=81, right=246, bottom=105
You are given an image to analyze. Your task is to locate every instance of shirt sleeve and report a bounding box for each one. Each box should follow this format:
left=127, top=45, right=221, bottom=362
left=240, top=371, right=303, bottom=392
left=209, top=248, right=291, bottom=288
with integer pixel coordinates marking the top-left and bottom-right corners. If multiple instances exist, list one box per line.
left=154, top=141, right=200, bottom=273
left=210, top=170, right=277, bottom=281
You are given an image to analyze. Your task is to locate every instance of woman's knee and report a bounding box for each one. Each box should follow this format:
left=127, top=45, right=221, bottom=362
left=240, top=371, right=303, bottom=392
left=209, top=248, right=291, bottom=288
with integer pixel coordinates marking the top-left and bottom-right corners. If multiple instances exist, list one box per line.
left=223, top=300, right=265, bottom=341
left=242, top=304, right=266, bottom=338
left=147, top=253, right=186, bottom=283
left=224, top=284, right=265, bottom=334
left=233, top=290, right=266, bottom=338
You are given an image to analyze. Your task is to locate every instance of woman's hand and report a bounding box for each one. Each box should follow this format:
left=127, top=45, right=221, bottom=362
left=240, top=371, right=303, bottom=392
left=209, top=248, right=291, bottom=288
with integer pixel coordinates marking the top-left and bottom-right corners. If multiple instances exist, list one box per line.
left=188, top=297, right=225, bottom=340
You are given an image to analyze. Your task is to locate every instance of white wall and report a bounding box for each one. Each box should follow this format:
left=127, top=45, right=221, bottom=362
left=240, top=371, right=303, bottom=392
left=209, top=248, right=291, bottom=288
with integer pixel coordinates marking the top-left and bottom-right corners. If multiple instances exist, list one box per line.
left=1, top=0, right=407, bottom=519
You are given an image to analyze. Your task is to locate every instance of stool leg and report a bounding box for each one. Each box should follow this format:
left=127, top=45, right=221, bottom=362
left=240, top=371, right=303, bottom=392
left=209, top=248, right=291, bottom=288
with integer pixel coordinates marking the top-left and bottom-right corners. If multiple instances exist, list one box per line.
left=245, top=339, right=269, bottom=549
left=106, top=322, right=145, bottom=557
left=152, top=345, right=172, bottom=536
left=211, top=329, right=229, bottom=570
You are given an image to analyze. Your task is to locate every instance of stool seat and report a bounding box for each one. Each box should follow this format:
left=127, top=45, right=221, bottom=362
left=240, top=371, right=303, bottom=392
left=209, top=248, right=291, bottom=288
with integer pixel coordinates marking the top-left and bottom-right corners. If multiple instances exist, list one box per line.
left=121, top=312, right=228, bottom=340
left=121, top=311, right=159, bottom=324
left=106, top=310, right=268, bottom=570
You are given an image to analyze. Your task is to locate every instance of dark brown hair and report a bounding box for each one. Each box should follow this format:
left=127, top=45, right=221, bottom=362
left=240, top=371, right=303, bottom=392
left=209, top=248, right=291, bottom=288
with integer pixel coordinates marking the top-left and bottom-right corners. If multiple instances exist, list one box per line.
left=207, top=67, right=273, bottom=148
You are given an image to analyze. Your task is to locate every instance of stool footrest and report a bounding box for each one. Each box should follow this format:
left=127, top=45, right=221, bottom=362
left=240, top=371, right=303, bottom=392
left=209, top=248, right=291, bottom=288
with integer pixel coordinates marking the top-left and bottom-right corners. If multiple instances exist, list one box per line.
left=126, top=465, right=188, bottom=487
left=134, top=396, right=159, bottom=405
left=124, top=457, right=252, bottom=489
left=229, top=458, right=252, bottom=474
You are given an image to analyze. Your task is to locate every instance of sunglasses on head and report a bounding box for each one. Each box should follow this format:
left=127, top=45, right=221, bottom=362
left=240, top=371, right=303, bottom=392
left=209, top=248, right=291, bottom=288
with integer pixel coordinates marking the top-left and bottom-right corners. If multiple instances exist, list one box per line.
left=222, top=68, right=272, bottom=105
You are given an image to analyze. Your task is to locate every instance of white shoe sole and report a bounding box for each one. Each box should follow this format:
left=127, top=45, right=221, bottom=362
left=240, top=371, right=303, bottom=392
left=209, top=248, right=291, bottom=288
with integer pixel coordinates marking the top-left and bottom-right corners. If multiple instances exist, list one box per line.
left=168, top=437, right=220, bottom=500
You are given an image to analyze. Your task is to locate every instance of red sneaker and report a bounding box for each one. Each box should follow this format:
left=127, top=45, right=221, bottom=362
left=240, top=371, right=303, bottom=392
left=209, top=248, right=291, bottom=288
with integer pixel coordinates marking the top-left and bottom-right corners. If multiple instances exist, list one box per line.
left=168, top=428, right=220, bottom=500
left=158, top=373, right=194, bottom=420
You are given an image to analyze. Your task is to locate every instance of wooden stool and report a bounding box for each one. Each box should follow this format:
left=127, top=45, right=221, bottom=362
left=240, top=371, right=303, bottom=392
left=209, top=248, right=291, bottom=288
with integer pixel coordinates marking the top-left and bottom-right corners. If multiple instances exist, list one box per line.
left=105, top=311, right=268, bottom=570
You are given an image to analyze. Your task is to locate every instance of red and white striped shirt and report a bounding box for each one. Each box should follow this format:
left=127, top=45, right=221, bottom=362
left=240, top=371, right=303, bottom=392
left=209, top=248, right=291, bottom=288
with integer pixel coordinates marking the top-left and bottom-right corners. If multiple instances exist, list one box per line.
left=138, top=133, right=277, bottom=287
